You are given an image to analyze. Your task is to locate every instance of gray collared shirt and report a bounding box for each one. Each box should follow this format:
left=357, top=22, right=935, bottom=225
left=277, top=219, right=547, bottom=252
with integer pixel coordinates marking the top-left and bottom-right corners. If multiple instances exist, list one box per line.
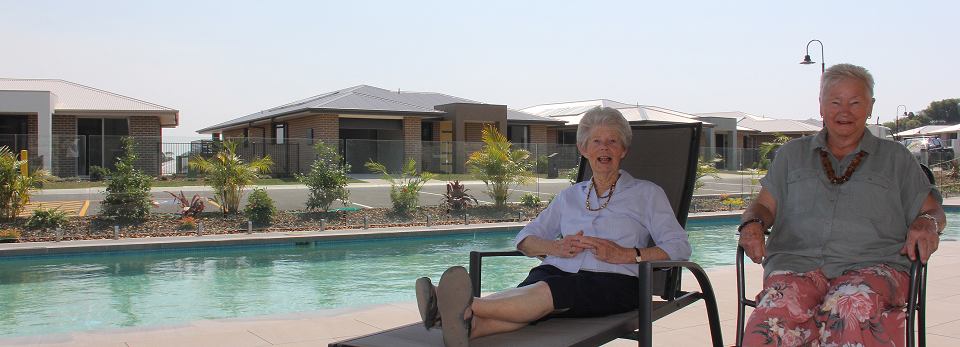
left=759, top=130, right=939, bottom=278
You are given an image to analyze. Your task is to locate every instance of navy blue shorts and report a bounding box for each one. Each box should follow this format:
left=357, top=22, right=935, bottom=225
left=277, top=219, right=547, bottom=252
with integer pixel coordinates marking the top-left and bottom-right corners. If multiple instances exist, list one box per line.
left=518, top=265, right=639, bottom=318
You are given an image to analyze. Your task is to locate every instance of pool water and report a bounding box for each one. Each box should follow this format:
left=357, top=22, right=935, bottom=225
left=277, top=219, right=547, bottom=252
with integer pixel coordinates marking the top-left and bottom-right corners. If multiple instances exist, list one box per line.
left=1, top=212, right=957, bottom=339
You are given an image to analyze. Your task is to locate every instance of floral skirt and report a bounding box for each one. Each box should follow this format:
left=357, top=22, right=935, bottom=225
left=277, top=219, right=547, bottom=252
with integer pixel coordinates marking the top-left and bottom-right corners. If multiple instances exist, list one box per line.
left=742, top=264, right=909, bottom=347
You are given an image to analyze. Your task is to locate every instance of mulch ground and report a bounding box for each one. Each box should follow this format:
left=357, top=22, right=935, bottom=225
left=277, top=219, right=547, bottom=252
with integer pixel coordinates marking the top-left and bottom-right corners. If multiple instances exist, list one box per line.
left=0, top=204, right=546, bottom=243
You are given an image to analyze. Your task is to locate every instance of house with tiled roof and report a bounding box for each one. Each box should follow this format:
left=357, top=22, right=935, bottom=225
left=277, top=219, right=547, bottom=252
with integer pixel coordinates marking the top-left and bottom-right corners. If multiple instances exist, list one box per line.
left=0, top=78, right=179, bottom=177
left=197, top=85, right=564, bottom=174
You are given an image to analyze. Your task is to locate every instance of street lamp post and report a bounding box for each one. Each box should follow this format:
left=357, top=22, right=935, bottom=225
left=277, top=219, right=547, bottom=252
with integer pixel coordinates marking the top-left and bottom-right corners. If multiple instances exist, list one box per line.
left=800, top=39, right=825, bottom=73
left=896, top=105, right=907, bottom=140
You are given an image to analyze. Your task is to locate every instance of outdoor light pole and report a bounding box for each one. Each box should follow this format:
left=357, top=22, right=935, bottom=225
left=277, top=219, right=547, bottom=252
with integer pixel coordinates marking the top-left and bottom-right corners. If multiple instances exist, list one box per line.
left=896, top=105, right=907, bottom=140
left=800, top=39, right=825, bottom=73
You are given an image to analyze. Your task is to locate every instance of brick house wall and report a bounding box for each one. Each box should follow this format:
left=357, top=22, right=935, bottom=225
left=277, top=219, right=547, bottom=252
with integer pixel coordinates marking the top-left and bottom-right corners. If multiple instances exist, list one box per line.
left=546, top=129, right=557, bottom=144
left=222, top=128, right=244, bottom=138
left=464, top=122, right=490, bottom=143
left=130, top=116, right=161, bottom=176
left=402, top=117, right=421, bottom=166
left=51, top=114, right=76, bottom=177
left=530, top=124, right=549, bottom=144
left=286, top=114, right=340, bottom=174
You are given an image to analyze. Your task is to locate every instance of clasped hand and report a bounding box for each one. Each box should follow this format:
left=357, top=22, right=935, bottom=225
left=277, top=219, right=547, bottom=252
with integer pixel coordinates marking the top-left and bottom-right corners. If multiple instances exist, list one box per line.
left=554, top=230, right=631, bottom=263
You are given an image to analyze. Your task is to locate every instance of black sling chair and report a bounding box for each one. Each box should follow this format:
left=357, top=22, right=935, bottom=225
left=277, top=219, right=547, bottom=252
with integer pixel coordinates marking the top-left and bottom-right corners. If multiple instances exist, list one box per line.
left=330, top=123, right=723, bottom=347
left=735, top=164, right=934, bottom=347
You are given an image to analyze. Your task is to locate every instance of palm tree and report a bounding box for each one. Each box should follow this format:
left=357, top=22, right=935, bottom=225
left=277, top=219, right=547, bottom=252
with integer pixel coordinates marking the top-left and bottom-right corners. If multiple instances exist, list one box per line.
left=189, top=139, right=273, bottom=214
left=466, top=125, right=535, bottom=208
left=757, top=133, right=791, bottom=170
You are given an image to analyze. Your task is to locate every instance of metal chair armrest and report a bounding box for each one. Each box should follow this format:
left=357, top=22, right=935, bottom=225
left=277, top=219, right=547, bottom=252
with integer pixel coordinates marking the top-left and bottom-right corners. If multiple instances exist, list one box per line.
left=469, top=250, right=525, bottom=297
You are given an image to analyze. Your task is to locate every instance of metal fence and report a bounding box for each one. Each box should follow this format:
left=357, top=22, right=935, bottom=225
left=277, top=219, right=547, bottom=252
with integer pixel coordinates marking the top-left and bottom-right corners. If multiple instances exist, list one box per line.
left=3, top=134, right=957, bottom=178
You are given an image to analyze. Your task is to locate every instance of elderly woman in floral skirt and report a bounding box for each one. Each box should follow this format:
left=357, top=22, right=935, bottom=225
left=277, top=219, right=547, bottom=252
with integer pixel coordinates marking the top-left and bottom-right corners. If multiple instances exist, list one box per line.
left=738, top=63, right=945, bottom=346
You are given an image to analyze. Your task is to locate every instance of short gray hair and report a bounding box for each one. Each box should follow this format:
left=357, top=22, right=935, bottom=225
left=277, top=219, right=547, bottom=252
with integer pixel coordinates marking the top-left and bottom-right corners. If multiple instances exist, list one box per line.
left=820, top=63, right=875, bottom=100
left=576, top=107, right=632, bottom=150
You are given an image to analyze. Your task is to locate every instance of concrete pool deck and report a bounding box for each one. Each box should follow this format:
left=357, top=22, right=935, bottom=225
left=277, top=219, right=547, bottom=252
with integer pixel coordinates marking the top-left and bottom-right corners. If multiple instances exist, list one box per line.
left=1, top=203, right=959, bottom=346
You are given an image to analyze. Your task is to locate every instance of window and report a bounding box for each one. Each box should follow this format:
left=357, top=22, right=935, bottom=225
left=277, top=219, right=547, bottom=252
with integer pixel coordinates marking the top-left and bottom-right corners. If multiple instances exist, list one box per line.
left=507, top=125, right=529, bottom=144
left=272, top=123, right=286, bottom=144
left=306, top=129, right=314, bottom=145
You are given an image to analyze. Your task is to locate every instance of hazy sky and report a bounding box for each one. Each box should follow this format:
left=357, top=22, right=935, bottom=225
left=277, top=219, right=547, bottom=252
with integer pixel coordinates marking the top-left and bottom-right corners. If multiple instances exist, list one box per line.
left=3, top=1, right=958, bottom=138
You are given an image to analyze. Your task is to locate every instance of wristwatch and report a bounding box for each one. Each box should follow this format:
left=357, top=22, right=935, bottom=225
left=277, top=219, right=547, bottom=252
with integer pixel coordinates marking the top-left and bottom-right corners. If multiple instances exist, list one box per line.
left=634, top=247, right=643, bottom=263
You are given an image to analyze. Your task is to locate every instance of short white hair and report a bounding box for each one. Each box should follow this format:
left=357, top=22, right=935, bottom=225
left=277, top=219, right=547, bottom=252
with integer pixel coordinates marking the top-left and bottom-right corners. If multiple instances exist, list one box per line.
left=576, top=107, right=632, bottom=150
left=820, top=63, right=875, bottom=100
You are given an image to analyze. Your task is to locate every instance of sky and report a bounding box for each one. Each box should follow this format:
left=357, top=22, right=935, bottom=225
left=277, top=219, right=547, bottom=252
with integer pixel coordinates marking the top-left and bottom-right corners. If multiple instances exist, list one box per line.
left=2, top=1, right=958, bottom=138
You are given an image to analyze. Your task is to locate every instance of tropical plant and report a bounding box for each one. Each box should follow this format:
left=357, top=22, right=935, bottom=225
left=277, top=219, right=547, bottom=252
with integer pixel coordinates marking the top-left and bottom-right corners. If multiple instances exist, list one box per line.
left=165, top=190, right=205, bottom=218
left=694, top=155, right=722, bottom=193
left=440, top=180, right=478, bottom=211
left=466, top=125, right=536, bottom=208
left=365, top=158, right=436, bottom=213
left=297, top=142, right=351, bottom=211
left=0, top=146, right=49, bottom=221
left=756, top=133, right=791, bottom=170
left=747, top=168, right=766, bottom=197
left=101, top=137, right=154, bottom=219
left=519, top=193, right=542, bottom=207
left=189, top=139, right=273, bottom=214
left=25, top=204, right=69, bottom=230
left=244, top=188, right=276, bottom=226
left=89, top=165, right=109, bottom=182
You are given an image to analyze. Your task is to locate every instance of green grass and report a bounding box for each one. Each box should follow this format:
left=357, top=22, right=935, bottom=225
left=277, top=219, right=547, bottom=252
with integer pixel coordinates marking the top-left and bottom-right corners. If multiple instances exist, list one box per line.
left=43, top=177, right=366, bottom=190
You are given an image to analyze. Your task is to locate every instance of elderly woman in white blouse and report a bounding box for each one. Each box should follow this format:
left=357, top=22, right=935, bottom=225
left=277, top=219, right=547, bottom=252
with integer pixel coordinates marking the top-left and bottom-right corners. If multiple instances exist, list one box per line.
left=416, top=106, right=692, bottom=347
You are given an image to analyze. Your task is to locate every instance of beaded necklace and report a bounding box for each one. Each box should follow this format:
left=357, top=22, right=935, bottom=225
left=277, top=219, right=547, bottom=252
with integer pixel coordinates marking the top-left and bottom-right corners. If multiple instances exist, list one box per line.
left=586, top=175, right=619, bottom=211
left=819, top=149, right=867, bottom=184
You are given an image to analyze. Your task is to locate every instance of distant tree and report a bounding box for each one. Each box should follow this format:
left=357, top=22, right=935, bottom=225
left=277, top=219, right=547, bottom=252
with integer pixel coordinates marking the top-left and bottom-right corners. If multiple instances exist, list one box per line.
left=906, top=119, right=922, bottom=129
left=921, top=98, right=960, bottom=124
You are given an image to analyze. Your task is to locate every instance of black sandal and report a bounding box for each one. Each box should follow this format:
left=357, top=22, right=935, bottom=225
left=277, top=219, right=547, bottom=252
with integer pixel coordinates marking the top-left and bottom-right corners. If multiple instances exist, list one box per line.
left=416, top=277, right=440, bottom=330
left=438, top=266, right=474, bottom=347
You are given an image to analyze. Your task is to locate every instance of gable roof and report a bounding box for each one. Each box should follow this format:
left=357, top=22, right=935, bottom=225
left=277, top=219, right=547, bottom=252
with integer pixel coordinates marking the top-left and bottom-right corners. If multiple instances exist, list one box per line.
left=696, top=111, right=821, bottom=134
left=0, top=78, right=178, bottom=127
left=198, top=85, right=561, bottom=133
left=521, top=100, right=708, bottom=126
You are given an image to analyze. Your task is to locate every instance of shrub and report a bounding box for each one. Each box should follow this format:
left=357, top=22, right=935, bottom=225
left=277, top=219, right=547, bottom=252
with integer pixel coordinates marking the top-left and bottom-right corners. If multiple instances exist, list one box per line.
left=297, top=142, right=351, bottom=211
left=0, top=229, right=20, bottom=241
left=89, top=166, right=109, bottom=182
left=519, top=193, right=542, bottom=207
left=466, top=125, right=536, bottom=208
left=25, top=205, right=69, bottom=230
left=0, top=146, right=49, bottom=221
left=365, top=158, right=436, bottom=214
left=564, top=167, right=579, bottom=185
left=190, top=139, right=273, bottom=214
left=244, top=188, right=276, bottom=226
left=178, top=216, right=198, bottom=230
left=535, top=155, right=549, bottom=175
left=100, top=137, right=153, bottom=219
left=440, top=180, right=478, bottom=211
left=695, top=155, right=722, bottom=193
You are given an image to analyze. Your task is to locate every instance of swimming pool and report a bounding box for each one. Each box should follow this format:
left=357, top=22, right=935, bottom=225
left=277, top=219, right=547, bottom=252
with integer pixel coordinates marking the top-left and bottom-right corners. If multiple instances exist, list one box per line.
left=0, top=212, right=956, bottom=339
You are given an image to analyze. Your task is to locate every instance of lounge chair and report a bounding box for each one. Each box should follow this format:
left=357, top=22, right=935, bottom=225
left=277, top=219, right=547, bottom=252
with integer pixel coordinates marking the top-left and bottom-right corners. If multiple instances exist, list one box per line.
left=331, top=122, right=723, bottom=347
left=734, top=164, right=933, bottom=347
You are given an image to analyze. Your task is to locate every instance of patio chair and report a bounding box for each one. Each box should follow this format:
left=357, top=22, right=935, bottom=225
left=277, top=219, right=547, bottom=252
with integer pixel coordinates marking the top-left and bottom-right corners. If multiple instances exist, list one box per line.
left=734, top=164, right=934, bottom=347
left=330, top=122, right=723, bottom=347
